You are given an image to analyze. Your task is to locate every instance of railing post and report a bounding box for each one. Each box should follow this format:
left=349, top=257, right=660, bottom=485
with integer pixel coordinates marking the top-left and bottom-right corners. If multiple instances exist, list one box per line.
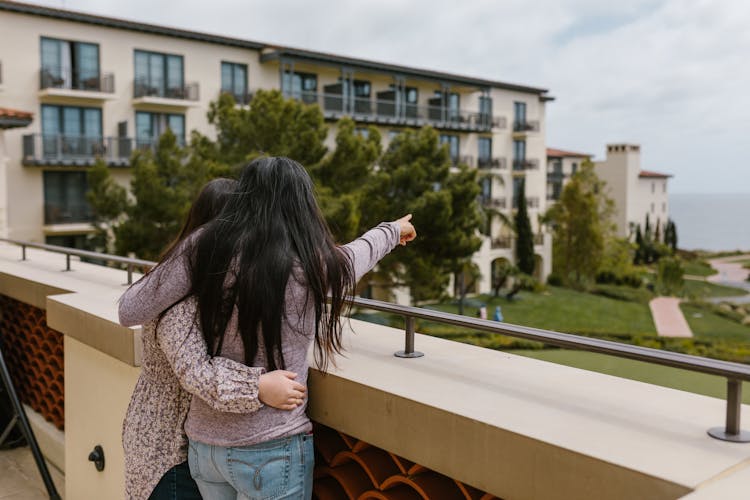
left=708, top=378, right=750, bottom=442
left=21, top=245, right=26, bottom=261
left=127, top=264, right=133, bottom=285
left=394, top=316, right=423, bottom=358
left=65, top=253, right=71, bottom=272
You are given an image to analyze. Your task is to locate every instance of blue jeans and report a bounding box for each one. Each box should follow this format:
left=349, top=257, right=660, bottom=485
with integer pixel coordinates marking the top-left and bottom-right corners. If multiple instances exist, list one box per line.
left=149, top=461, right=202, bottom=500
left=188, top=433, right=314, bottom=500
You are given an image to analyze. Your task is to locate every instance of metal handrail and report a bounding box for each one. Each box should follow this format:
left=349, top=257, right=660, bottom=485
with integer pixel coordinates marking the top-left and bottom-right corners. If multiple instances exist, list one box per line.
left=1, top=237, right=748, bottom=442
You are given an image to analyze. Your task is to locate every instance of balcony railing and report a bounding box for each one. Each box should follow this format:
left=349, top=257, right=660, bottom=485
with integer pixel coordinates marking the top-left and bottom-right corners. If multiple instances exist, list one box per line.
left=512, top=196, right=540, bottom=210
left=481, top=196, right=507, bottom=210
left=221, top=90, right=253, bottom=106
left=22, top=134, right=133, bottom=166
left=491, top=236, right=512, bottom=249
left=283, top=90, right=506, bottom=131
left=134, top=78, right=199, bottom=101
left=513, top=120, right=540, bottom=132
left=44, top=202, right=93, bottom=225
left=477, top=157, right=506, bottom=170
left=534, top=233, right=544, bottom=245
left=512, top=158, right=540, bottom=171
left=39, top=66, right=114, bottom=93
left=1, top=236, right=749, bottom=443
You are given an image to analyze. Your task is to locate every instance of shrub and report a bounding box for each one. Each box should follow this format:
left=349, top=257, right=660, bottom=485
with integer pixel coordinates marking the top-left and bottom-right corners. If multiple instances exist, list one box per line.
left=657, top=257, right=684, bottom=296
left=547, top=273, right=563, bottom=286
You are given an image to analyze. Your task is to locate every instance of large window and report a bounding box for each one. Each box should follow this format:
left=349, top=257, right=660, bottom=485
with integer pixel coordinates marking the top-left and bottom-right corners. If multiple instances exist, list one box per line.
left=221, top=62, right=248, bottom=104
left=440, top=134, right=460, bottom=163
left=40, top=37, right=100, bottom=90
left=43, top=171, right=92, bottom=224
left=478, top=96, right=493, bottom=126
left=134, top=50, right=184, bottom=98
left=282, top=71, right=317, bottom=103
left=513, top=139, right=526, bottom=168
left=41, top=105, right=102, bottom=158
left=135, top=112, right=185, bottom=148
left=514, top=101, right=527, bottom=127
left=478, top=137, right=492, bottom=165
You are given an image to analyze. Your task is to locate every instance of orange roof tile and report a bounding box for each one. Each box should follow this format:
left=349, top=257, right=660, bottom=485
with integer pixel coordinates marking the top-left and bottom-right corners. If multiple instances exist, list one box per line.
left=0, top=107, right=33, bottom=119
left=639, top=170, right=672, bottom=178
left=546, top=147, right=591, bottom=158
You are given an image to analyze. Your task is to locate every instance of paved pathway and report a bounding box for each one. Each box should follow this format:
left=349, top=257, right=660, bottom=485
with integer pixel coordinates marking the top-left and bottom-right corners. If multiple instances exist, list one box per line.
left=705, top=254, right=750, bottom=304
left=649, top=297, right=693, bottom=337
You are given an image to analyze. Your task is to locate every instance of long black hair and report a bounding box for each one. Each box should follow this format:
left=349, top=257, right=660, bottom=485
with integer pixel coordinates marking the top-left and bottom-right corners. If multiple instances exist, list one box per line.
left=190, top=157, right=355, bottom=372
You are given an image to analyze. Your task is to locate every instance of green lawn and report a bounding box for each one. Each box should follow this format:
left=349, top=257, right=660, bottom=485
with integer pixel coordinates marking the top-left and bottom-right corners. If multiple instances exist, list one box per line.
left=682, top=279, right=748, bottom=299
left=509, top=349, right=750, bottom=403
left=681, top=303, right=750, bottom=343
left=424, top=286, right=657, bottom=336
left=682, top=260, right=717, bottom=277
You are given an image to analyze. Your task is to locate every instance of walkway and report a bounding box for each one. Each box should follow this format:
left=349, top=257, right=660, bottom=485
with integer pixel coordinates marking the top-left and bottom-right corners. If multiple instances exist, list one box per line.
left=649, top=297, right=693, bottom=337
left=0, top=446, right=64, bottom=499
left=705, top=254, right=750, bottom=304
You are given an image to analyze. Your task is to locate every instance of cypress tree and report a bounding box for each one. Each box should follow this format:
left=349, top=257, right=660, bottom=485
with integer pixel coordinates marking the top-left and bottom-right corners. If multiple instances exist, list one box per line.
left=634, top=224, right=644, bottom=265
left=514, top=177, right=535, bottom=275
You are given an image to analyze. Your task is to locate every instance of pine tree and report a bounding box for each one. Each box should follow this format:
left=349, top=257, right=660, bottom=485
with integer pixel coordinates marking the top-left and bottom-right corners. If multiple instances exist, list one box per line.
left=86, top=159, right=127, bottom=252
left=514, top=177, right=535, bottom=275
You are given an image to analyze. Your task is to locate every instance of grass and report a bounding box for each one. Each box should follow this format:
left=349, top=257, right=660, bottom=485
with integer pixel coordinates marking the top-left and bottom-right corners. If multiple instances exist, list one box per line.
left=423, top=286, right=657, bottom=336
left=682, top=280, right=748, bottom=299
left=680, top=303, right=750, bottom=343
left=509, top=349, right=750, bottom=403
left=682, top=260, right=717, bottom=277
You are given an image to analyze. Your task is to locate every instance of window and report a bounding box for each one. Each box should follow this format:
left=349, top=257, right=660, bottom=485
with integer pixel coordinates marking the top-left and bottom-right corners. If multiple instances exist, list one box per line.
left=652, top=182, right=655, bottom=194
left=282, top=71, right=317, bottom=103
left=514, top=101, right=527, bottom=127
left=548, top=160, right=563, bottom=175
left=439, top=134, right=460, bottom=162
left=134, top=50, right=184, bottom=98
left=513, top=140, right=526, bottom=169
left=135, top=112, right=185, bottom=148
left=663, top=182, right=666, bottom=193
left=41, top=105, right=102, bottom=158
left=221, top=62, right=248, bottom=103
left=571, top=162, right=578, bottom=174
left=387, top=130, right=401, bottom=141
left=478, top=137, right=492, bottom=161
left=46, top=234, right=90, bottom=250
left=433, top=91, right=460, bottom=120
left=387, top=85, right=418, bottom=118
left=43, top=171, right=92, bottom=224
left=40, top=37, right=99, bottom=90
left=355, top=127, right=369, bottom=139
left=480, top=177, right=492, bottom=201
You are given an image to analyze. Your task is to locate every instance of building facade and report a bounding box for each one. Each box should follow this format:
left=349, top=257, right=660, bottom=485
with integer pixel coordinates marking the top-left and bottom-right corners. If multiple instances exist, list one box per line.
left=545, top=147, right=591, bottom=203
left=0, top=0, right=553, bottom=293
left=594, top=144, right=671, bottom=239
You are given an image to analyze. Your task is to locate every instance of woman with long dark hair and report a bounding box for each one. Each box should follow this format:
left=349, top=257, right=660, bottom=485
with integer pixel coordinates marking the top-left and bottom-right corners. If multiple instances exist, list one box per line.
left=153, top=156, right=415, bottom=499
left=121, top=178, right=306, bottom=500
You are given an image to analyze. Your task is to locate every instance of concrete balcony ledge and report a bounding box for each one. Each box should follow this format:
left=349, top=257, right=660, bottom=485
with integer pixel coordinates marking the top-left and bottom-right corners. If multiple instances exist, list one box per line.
left=1, top=242, right=750, bottom=499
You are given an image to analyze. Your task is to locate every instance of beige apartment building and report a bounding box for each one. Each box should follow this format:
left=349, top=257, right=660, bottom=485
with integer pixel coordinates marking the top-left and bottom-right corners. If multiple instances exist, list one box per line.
left=0, top=0, right=553, bottom=293
left=546, top=145, right=671, bottom=239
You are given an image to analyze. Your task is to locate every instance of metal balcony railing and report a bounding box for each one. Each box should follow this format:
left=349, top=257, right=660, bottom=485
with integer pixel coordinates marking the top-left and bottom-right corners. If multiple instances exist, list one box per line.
left=481, top=197, right=506, bottom=210
left=283, top=90, right=506, bottom=131
left=511, top=196, right=540, bottom=210
left=490, top=236, right=512, bottom=249
left=477, top=157, right=506, bottom=170
left=22, top=134, right=134, bottom=165
left=39, top=66, right=114, bottom=93
left=134, top=78, right=199, bottom=101
left=1, top=236, right=749, bottom=443
left=44, top=202, right=93, bottom=225
left=512, top=158, right=540, bottom=171
left=221, top=90, right=253, bottom=106
left=513, top=120, right=540, bottom=132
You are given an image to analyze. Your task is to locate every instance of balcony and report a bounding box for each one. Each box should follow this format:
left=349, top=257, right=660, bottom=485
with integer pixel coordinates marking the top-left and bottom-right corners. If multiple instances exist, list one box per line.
left=44, top=201, right=93, bottom=226
left=133, top=78, right=200, bottom=109
left=534, top=233, right=544, bottom=246
left=477, top=156, right=507, bottom=170
left=285, top=90, right=507, bottom=132
left=491, top=236, right=512, bottom=249
left=512, top=119, right=540, bottom=138
left=3, top=242, right=750, bottom=500
left=512, top=196, right=541, bottom=210
left=22, top=134, right=133, bottom=167
left=482, top=196, right=507, bottom=210
left=512, top=158, right=540, bottom=172
left=38, top=66, right=115, bottom=101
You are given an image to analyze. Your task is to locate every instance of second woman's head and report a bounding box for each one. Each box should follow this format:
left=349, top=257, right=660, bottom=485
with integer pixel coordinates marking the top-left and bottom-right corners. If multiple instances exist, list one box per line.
left=192, top=157, right=353, bottom=372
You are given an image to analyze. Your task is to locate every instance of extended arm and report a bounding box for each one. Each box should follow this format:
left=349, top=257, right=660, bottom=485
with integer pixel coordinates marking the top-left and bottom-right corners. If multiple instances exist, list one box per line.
left=118, top=245, right=192, bottom=327
left=156, top=297, right=264, bottom=414
left=341, top=221, right=402, bottom=282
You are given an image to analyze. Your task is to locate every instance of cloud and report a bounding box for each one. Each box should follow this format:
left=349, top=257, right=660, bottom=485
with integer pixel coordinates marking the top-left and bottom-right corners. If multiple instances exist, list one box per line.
left=23, top=0, right=750, bottom=192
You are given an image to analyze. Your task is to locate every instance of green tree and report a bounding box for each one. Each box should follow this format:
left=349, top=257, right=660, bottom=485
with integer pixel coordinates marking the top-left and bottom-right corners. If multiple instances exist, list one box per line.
left=311, top=118, right=381, bottom=242
left=202, top=90, right=328, bottom=170
left=514, top=177, right=535, bottom=275
left=546, top=160, right=615, bottom=289
left=657, top=256, right=685, bottom=295
left=86, top=159, right=127, bottom=252
left=361, top=127, right=483, bottom=304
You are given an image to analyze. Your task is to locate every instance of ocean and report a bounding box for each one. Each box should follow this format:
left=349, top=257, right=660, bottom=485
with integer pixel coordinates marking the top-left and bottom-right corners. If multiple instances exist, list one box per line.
left=669, top=193, right=750, bottom=252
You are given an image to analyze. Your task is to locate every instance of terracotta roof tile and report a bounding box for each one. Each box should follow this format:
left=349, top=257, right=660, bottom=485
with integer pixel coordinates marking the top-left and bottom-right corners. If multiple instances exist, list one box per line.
left=639, top=170, right=672, bottom=178
left=546, top=147, right=591, bottom=158
left=0, top=107, right=33, bottom=119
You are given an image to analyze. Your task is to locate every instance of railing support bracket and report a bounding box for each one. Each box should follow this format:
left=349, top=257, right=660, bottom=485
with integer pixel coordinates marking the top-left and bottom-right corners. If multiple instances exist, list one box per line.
left=395, top=316, right=424, bottom=359
left=708, top=379, right=750, bottom=442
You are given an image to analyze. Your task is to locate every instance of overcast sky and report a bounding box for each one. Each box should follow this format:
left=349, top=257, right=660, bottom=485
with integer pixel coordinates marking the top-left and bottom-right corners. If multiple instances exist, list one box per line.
left=27, top=0, right=750, bottom=193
